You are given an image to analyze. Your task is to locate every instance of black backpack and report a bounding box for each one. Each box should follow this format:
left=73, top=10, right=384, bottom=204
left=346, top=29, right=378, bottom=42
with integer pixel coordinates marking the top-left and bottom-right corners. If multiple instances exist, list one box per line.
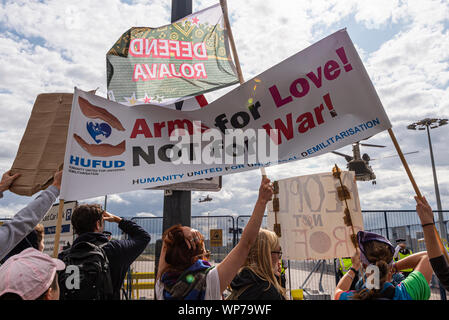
left=58, top=241, right=113, bottom=300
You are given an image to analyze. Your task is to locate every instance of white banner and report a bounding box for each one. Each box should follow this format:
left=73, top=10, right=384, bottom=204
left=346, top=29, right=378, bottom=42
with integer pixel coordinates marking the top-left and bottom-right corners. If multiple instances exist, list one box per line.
left=267, top=171, right=364, bottom=260
left=61, top=29, right=391, bottom=201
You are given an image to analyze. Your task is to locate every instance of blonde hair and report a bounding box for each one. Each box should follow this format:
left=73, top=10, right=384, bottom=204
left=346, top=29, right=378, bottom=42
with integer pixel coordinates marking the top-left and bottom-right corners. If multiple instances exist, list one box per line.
left=240, top=229, right=286, bottom=298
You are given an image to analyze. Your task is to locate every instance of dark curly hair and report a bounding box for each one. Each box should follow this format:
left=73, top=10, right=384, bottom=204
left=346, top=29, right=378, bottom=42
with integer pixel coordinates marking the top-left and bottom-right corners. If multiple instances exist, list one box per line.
left=71, top=204, right=104, bottom=235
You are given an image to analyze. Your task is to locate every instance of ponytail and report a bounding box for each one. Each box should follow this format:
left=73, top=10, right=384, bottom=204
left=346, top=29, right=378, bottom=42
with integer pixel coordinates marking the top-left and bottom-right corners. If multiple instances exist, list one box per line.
left=352, top=241, right=394, bottom=300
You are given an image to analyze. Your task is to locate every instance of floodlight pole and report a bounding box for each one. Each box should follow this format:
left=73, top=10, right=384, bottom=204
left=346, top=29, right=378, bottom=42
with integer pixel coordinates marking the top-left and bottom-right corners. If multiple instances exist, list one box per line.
left=407, top=118, right=447, bottom=241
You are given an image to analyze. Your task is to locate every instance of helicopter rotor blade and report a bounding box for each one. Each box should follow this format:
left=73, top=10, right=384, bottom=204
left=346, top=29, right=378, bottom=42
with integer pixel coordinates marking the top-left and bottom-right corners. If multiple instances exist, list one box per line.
left=331, top=151, right=353, bottom=162
left=359, top=143, right=387, bottom=148
left=371, top=151, right=419, bottom=161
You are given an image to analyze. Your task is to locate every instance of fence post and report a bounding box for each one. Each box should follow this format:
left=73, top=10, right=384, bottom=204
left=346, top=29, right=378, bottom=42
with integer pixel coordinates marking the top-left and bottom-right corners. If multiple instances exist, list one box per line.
left=383, top=211, right=390, bottom=239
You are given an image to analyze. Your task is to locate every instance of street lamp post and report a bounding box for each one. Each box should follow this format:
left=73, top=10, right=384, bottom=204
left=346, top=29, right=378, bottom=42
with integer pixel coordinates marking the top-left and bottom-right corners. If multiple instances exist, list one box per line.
left=407, top=118, right=448, bottom=241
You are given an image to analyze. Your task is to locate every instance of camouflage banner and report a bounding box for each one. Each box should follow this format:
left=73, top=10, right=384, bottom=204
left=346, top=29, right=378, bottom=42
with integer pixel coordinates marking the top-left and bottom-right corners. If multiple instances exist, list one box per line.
left=106, top=3, right=239, bottom=106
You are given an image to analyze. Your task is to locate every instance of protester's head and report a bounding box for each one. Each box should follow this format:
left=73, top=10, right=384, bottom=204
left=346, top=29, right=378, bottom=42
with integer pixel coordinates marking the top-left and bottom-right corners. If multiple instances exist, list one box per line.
left=0, top=248, right=65, bottom=300
left=243, top=229, right=285, bottom=297
left=353, top=231, right=395, bottom=300
left=396, top=238, right=407, bottom=249
left=0, top=224, right=45, bottom=264
left=162, top=224, right=205, bottom=271
left=71, top=204, right=104, bottom=235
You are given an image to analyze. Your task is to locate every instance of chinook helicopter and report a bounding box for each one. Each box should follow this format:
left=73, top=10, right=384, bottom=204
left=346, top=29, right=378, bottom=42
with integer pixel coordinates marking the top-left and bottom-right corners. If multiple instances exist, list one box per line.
left=332, top=141, right=418, bottom=185
left=332, top=141, right=384, bottom=184
left=198, top=195, right=213, bottom=203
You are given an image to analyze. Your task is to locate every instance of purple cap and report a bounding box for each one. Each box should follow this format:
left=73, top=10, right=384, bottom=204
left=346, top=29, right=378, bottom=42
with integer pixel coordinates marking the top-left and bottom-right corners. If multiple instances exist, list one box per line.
left=357, top=231, right=395, bottom=265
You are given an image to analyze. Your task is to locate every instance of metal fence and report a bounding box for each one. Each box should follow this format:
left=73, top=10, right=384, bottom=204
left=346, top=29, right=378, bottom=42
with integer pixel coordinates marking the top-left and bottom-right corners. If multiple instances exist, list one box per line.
left=117, top=210, right=449, bottom=300
left=2, top=210, right=448, bottom=300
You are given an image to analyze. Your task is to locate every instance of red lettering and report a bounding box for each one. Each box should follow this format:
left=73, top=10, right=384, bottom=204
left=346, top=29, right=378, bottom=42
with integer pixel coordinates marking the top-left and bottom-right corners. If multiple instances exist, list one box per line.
left=314, top=104, right=325, bottom=125
left=290, top=78, right=310, bottom=98
left=296, top=112, right=315, bottom=133
left=130, top=119, right=153, bottom=138
left=153, top=122, right=166, bottom=138
left=269, top=85, right=293, bottom=108
left=306, top=67, right=323, bottom=88
left=262, top=113, right=294, bottom=145
left=324, top=60, right=341, bottom=80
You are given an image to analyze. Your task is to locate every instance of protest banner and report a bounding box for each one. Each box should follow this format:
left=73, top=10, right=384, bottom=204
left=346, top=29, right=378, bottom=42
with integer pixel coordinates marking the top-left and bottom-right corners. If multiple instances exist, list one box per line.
left=267, top=171, right=364, bottom=260
left=106, top=3, right=238, bottom=107
left=9, top=93, right=72, bottom=196
left=41, top=201, right=76, bottom=256
left=61, top=29, right=392, bottom=201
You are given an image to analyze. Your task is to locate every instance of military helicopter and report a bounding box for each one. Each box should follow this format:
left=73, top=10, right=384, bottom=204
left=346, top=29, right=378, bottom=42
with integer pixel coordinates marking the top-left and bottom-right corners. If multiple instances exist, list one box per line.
left=332, top=141, right=418, bottom=185
left=198, top=195, right=213, bottom=203
left=331, top=141, right=386, bottom=184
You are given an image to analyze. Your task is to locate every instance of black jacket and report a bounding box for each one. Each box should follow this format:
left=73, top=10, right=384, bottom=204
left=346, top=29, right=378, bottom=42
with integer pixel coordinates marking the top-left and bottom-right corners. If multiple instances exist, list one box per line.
left=60, top=219, right=151, bottom=300
left=230, top=268, right=285, bottom=300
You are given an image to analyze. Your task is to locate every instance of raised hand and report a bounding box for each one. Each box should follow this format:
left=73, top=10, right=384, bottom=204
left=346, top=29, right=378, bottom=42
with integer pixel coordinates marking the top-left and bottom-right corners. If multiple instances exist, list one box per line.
left=0, top=170, right=21, bottom=192
left=257, top=176, right=273, bottom=204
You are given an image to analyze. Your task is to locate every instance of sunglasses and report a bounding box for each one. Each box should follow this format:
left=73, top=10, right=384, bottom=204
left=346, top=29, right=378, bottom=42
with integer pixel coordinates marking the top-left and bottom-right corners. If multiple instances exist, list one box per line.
left=271, top=250, right=282, bottom=258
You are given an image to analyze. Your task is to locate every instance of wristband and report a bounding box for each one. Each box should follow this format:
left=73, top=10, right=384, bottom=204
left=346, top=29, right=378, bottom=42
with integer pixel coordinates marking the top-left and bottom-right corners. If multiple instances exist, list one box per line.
left=349, top=267, right=359, bottom=274
left=422, top=222, right=435, bottom=228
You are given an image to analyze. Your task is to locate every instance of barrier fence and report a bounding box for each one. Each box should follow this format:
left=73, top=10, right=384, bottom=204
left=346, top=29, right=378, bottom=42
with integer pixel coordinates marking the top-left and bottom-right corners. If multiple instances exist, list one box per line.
left=110, top=210, right=449, bottom=300
left=2, top=211, right=448, bottom=300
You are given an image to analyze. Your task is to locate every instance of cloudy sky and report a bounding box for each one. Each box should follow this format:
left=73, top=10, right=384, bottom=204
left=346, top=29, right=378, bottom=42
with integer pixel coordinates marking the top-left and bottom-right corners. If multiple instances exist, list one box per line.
left=0, top=0, right=448, bottom=221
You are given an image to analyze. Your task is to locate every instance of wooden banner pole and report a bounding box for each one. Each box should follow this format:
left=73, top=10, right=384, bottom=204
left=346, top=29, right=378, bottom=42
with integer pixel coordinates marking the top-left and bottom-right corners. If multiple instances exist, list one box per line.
left=52, top=199, right=65, bottom=258
left=388, top=129, right=422, bottom=198
left=220, top=0, right=244, bottom=84
left=388, top=128, right=449, bottom=260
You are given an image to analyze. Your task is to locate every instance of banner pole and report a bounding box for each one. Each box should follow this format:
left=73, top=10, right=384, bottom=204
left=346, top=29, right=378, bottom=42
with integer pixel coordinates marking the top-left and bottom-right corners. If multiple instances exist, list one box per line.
left=388, top=128, right=422, bottom=198
left=52, top=199, right=65, bottom=258
left=220, top=0, right=266, bottom=179
left=388, top=128, right=449, bottom=260
left=220, top=0, right=244, bottom=84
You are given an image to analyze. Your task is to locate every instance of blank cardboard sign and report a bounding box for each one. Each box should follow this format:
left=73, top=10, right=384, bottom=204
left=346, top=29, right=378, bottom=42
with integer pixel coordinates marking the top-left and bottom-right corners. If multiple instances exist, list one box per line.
left=10, top=93, right=73, bottom=196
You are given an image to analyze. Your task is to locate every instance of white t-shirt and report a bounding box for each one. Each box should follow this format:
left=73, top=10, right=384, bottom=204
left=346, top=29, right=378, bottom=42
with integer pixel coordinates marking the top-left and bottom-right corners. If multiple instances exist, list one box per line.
left=156, top=267, right=222, bottom=300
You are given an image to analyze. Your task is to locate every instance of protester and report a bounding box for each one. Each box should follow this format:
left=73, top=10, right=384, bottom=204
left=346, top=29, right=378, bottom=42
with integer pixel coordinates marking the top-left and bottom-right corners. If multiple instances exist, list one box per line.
left=0, top=170, right=61, bottom=261
left=228, top=229, right=286, bottom=300
left=0, top=248, right=65, bottom=300
left=155, top=177, right=273, bottom=300
left=1, top=224, right=45, bottom=264
left=415, top=196, right=449, bottom=291
left=58, top=204, right=151, bottom=300
left=334, top=230, right=433, bottom=300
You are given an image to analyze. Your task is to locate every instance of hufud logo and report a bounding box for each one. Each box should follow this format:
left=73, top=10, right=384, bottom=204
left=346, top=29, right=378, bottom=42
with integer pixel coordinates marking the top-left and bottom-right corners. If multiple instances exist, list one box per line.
left=71, top=96, right=126, bottom=169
